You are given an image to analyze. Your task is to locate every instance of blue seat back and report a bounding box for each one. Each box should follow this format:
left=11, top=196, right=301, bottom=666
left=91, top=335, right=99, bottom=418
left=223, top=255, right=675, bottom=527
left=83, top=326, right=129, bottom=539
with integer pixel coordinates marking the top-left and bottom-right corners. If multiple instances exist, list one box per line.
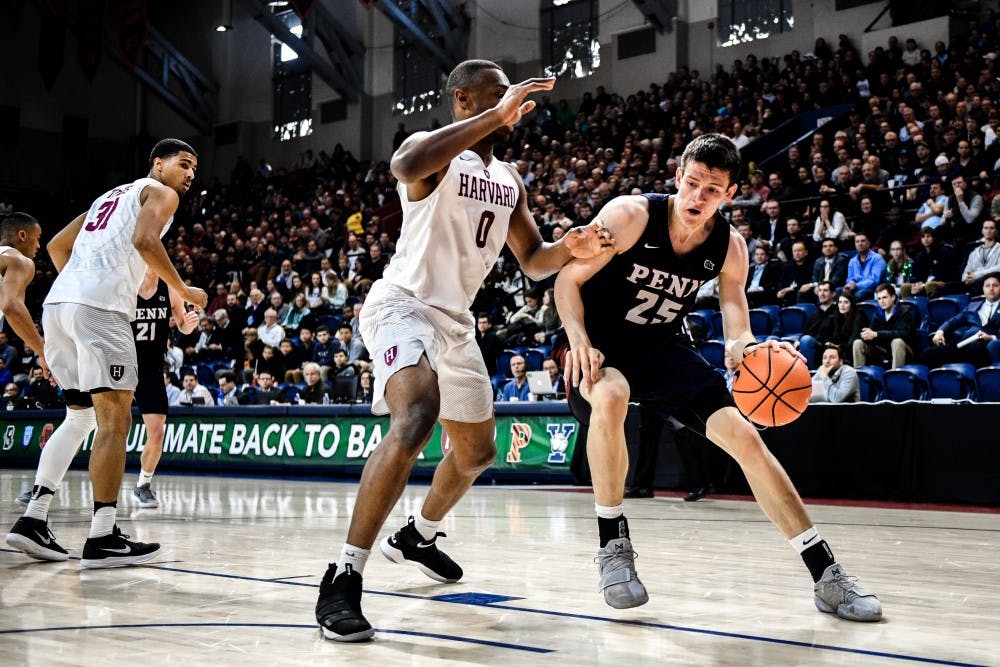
left=929, top=363, right=977, bottom=400
left=693, top=309, right=718, bottom=338
left=927, top=297, right=963, bottom=329
left=883, top=364, right=930, bottom=401
left=755, top=305, right=781, bottom=333
left=975, top=367, right=1000, bottom=401
left=854, top=365, right=886, bottom=402
left=857, top=300, right=878, bottom=323
left=497, top=349, right=517, bottom=377
left=710, top=312, right=724, bottom=341
left=779, top=306, right=809, bottom=335
left=701, top=340, right=726, bottom=369
left=748, top=308, right=774, bottom=336
left=523, top=348, right=545, bottom=372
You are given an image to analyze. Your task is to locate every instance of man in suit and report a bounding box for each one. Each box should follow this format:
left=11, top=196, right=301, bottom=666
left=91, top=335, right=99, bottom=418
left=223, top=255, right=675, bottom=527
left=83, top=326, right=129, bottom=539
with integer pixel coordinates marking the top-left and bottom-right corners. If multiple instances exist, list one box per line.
left=852, top=283, right=918, bottom=368
left=754, top=200, right=788, bottom=251
left=775, top=241, right=814, bottom=306
left=218, top=371, right=250, bottom=406
left=251, top=371, right=286, bottom=405
left=921, top=273, right=1000, bottom=368
left=808, top=239, right=850, bottom=292
left=745, top=245, right=782, bottom=307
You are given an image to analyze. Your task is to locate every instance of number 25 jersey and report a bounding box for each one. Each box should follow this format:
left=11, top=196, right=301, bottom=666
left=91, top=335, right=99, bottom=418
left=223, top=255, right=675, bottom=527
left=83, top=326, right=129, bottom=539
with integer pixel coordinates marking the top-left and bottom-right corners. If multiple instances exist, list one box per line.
left=381, top=150, right=518, bottom=313
left=45, top=177, right=172, bottom=320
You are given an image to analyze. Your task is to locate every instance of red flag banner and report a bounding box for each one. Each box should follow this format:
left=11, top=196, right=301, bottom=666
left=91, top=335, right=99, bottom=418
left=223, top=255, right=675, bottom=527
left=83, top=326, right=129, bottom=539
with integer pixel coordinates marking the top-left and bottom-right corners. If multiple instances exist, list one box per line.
left=288, top=0, right=317, bottom=21
left=77, top=0, right=104, bottom=81
left=1, top=0, right=29, bottom=26
left=115, top=0, right=147, bottom=70
left=37, top=0, right=66, bottom=91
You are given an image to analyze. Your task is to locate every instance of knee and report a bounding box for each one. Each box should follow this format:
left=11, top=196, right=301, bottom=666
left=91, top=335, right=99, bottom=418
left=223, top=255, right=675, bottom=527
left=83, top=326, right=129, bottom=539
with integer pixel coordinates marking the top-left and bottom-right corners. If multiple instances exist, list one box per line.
left=460, top=439, right=498, bottom=471
left=391, top=400, right=440, bottom=452
left=728, top=429, right=769, bottom=469
left=587, top=381, right=630, bottom=422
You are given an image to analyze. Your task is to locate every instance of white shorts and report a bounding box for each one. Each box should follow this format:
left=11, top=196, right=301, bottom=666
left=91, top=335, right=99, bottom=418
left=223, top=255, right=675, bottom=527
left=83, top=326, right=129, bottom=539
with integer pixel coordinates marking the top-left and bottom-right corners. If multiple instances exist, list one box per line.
left=360, top=281, right=494, bottom=422
left=43, top=302, right=138, bottom=392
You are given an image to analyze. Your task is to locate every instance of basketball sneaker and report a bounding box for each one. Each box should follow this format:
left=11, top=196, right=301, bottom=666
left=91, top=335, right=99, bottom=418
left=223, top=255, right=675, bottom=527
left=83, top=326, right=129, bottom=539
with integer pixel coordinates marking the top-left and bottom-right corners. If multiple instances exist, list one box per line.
left=16, top=490, right=32, bottom=506
left=380, top=516, right=463, bottom=583
left=596, top=537, right=649, bottom=609
left=814, top=564, right=882, bottom=622
left=316, top=564, right=374, bottom=642
left=133, top=484, right=160, bottom=508
left=5, top=516, right=70, bottom=562
left=80, top=525, right=161, bottom=568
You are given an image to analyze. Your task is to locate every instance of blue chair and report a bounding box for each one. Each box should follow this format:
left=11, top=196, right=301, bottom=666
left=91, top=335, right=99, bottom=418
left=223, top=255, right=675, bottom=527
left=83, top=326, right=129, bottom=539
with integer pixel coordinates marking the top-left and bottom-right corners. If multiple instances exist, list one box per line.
left=755, top=305, right=781, bottom=334
left=796, top=302, right=817, bottom=316
left=779, top=306, right=810, bottom=336
left=929, top=363, right=977, bottom=400
left=531, top=344, right=552, bottom=359
left=523, top=348, right=545, bottom=371
left=497, top=349, right=517, bottom=377
left=196, top=365, right=216, bottom=388
left=928, top=297, right=964, bottom=329
left=701, top=340, right=726, bottom=369
left=854, top=365, right=886, bottom=402
left=748, top=308, right=774, bottom=337
left=857, top=300, right=878, bottom=323
left=693, top=309, right=718, bottom=338
left=686, top=311, right=711, bottom=341
left=902, top=296, right=929, bottom=327
left=710, top=311, right=724, bottom=341
left=975, top=366, right=1000, bottom=401
left=883, top=364, right=930, bottom=401
left=281, top=384, right=300, bottom=403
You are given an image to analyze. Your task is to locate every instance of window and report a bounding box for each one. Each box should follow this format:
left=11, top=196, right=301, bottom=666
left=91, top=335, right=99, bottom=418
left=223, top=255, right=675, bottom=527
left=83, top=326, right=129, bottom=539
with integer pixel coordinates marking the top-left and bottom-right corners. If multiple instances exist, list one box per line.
left=718, top=0, right=793, bottom=47
left=393, top=0, right=444, bottom=116
left=272, top=10, right=313, bottom=141
left=541, top=0, right=600, bottom=79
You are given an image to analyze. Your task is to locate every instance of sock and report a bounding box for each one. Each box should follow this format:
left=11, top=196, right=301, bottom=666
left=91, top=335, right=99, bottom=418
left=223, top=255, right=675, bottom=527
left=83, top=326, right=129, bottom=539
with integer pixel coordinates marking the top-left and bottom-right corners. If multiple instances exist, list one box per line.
left=413, top=510, right=440, bottom=541
left=789, top=526, right=836, bottom=582
left=24, top=485, right=56, bottom=522
left=137, top=470, right=154, bottom=488
left=336, top=544, right=370, bottom=577
left=89, top=502, right=117, bottom=538
left=596, top=503, right=629, bottom=547
left=35, top=407, right=96, bottom=491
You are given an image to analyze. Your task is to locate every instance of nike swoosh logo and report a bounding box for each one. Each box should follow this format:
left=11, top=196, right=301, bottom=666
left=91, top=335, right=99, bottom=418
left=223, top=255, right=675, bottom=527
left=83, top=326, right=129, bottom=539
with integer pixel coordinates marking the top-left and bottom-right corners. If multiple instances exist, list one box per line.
left=416, top=541, right=435, bottom=549
left=803, top=535, right=818, bottom=546
left=644, top=243, right=660, bottom=249
left=102, top=546, right=133, bottom=554
left=33, top=530, right=52, bottom=545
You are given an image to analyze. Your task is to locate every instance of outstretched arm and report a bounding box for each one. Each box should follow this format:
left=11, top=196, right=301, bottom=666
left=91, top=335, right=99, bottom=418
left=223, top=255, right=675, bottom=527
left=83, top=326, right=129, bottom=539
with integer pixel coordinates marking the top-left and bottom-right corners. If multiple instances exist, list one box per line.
left=0, top=253, right=47, bottom=372
left=47, top=213, right=86, bottom=272
left=169, top=284, right=200, bottom=335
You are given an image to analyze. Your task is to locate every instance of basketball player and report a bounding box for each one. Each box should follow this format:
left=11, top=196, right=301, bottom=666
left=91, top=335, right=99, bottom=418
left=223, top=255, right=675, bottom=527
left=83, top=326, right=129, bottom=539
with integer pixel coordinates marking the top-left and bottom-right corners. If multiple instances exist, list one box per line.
left=6, top=139, right=207, bottom=568
left=0, top=212, right=48, bottom=379
left=555, top=133, right=882, bottom=621
left=316, top=59, right=614, bottom=642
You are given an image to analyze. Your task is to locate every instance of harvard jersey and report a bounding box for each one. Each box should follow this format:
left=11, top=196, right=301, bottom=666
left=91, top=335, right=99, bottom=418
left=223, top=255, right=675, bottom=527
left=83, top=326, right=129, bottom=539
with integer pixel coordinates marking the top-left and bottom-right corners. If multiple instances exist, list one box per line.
left=44, top=177, right=172, bottom=320
left=582, top=194, right=731, bottom=369
left=0, top=245, right=12, bottom=330
left=133, top=280, right=170, bottom=374
left=381, top=150, right=519, bottom=312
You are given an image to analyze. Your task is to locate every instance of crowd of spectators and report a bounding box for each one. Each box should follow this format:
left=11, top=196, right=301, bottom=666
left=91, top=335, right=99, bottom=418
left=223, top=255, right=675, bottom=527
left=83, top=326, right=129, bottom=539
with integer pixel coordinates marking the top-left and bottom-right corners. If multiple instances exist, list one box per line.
left=5, top=7, right=1000, bottom=409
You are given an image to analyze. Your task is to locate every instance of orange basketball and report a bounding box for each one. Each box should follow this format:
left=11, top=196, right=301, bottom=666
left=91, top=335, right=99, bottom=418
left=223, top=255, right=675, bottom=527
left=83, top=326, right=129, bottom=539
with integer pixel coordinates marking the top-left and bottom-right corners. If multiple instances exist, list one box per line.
left=732, top=346, right=811, bottom=427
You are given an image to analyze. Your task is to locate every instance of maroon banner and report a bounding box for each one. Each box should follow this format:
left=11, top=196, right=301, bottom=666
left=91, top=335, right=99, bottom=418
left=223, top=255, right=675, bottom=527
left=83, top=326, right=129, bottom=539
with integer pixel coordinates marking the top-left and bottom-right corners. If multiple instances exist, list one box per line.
left=77, top=0, right=104, bottom=81
left=288, top=0, right=317, bottom=21
left=114, top=0, right=146, bottom=70
left=37, top=0, right=66, bottom=91
left=1, top=0, right=28, bottom=26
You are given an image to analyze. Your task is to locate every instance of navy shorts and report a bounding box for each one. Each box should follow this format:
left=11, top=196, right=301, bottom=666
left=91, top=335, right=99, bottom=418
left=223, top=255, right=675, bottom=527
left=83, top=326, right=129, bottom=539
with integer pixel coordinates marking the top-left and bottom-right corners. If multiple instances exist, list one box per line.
left=568, top=338, right=735, bottom=436
left=133, top=363, right=168, bottom=415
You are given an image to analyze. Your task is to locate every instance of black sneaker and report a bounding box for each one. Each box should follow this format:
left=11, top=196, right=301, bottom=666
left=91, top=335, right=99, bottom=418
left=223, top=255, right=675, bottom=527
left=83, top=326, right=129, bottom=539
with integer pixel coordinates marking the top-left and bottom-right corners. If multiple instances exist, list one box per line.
left=379, top=516, right=463, bottom=583
left=80, top=525, right=161, bottom=568
left=5, top=516, right=69, bottom=562
left=316, top=564, right=374, bottom=642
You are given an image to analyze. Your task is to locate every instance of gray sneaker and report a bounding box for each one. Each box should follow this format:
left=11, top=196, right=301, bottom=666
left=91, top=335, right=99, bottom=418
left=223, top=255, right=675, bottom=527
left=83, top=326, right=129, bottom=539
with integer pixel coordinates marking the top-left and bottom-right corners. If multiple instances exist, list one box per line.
left=16, top=490, right=32, bottom=506
left=133, top=484, right=159, bottom=508
left=595, top=537, right=649, bottom=609
left=814, top=564, right=882, bottom=622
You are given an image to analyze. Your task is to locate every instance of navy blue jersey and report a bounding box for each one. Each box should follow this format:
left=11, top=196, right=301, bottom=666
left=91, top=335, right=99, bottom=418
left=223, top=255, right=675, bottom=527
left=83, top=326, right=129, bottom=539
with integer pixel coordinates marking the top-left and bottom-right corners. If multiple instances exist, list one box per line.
left=133, top=280, right=170, bottom=377
left=581, top=194, right=730, bottom=371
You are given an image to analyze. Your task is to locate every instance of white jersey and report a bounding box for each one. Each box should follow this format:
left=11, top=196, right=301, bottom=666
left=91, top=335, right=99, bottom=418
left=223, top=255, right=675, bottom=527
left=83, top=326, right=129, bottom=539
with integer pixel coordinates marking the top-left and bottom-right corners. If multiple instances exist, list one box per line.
left=0, top=244, right=13, bottom=329
left=44, top=177, right=172, bottom=320
left=382, top=150, right=519, bottom=312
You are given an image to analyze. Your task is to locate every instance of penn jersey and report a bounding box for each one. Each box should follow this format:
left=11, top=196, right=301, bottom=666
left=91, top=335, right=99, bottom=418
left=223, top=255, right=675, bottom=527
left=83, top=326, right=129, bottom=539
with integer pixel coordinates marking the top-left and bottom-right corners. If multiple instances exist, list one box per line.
left=0, top=245, right=12, bottom=329
left=133, top=280, right=170, bottom=377
left=381, top=150, right=519, bottom=312
left=581, top=194, right=730, bottom=369
left=44, top=177, right=172, bottom=320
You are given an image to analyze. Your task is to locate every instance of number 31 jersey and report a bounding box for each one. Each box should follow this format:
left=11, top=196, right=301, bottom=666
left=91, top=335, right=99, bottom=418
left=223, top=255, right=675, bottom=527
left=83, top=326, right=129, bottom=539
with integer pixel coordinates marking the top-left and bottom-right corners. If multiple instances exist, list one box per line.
left=381, top=150, right=518, bottom=313
left=45, top=177, right=172, bottom=320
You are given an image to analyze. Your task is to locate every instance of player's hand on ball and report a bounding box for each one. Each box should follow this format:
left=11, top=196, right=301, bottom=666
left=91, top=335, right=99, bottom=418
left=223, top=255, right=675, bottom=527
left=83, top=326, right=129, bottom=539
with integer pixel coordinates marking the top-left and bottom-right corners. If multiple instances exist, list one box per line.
left=183, top=286, right=208, bottom=309
left=744, top=338, right=806, bottom=363
left=566, top=221, right=615, bottom=259
left=564, top=343, right=604, bottom=390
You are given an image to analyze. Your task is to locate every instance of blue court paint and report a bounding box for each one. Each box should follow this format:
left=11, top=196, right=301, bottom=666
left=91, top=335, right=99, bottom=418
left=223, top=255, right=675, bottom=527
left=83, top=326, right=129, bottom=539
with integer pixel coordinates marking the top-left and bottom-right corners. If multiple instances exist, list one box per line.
left=429, top=592, right=523, bottom=605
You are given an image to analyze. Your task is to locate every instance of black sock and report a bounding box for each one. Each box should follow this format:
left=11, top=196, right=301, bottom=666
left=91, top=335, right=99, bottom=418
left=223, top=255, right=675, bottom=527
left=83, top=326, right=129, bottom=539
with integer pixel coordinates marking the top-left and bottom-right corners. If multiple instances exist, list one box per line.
left=93, top=500, right=117, bottom=513
left=598, top=515, right=629, bottom=547
left=31, top=485, right=55, bottom=499
left=801, top=540, right=836, bottom=582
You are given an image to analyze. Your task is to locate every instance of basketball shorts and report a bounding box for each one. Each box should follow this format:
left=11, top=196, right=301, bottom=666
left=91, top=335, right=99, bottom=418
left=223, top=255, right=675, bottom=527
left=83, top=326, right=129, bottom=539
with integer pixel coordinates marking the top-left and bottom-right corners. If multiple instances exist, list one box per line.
left=360, top=281, right=493, bottom=423
left=568, top=337, right=735, bottom=436
left=134, top=361, right=168, bottom=415
left=43, top=302, right=138, bottom=392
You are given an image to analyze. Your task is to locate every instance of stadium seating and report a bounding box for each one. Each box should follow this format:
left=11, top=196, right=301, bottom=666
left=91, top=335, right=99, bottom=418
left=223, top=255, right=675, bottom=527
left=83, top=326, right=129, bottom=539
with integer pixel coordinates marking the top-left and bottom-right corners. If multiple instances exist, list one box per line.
left=748, top=308, right=774, bottom=337
left=854, top=365, right=886, bottom=402
left=778, top=306, right=810, bottom=336
left=928, top=363, right=977, bottom=400
left=497, top=349, right=517, bottom=377
left=857, top=300, right=878, bottom=323
left=883, top=364, right=930, bottom=401
left=754, top=305, right=781, bottom=334
left=975, top=366, right=1000, bottom=402
left=523, top=348, right=545, bottom=371
left=701, top=340, right=726, bottom=369
left=927, top=296, right=966, bottom=329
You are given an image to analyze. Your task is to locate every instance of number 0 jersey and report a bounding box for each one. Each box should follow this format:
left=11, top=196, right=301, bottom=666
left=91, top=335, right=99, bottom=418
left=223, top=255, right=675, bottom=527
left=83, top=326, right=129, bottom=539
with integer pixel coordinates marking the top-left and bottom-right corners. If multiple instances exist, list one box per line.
left=381, top=150, right=519, bottom=313
left=581, top=194, right=731, bottom=370
left=133, top=280, right=171, bottom=377
left=44, top=177, right=172, bottom=320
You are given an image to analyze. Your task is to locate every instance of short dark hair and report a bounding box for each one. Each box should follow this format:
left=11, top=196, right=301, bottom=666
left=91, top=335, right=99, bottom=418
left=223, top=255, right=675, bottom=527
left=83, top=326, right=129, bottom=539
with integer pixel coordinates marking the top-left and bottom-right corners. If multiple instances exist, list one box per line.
left=219, top=371, right=237, bottom=384
left=446, top=59, right=502, bottom=104
left=678, top=133, right=741, bottom=186
left=983, top=272, right=1000, bottom=284
left=875, top=282, right=896, bottom=297
left=0, top=211, right=39, bottom=243
left=817, top=280, right=834, bottom=291
left=338, top=323, right=352, bottom=332
left=149, top=138, right=197, bottom=169
left=823, top=343, right=843, bottom=360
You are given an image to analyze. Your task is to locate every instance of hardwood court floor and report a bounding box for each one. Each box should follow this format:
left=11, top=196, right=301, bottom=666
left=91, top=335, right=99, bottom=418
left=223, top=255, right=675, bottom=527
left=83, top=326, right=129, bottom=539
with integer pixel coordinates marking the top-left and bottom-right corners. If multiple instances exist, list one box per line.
left=1, top=470, right=998, bottom=666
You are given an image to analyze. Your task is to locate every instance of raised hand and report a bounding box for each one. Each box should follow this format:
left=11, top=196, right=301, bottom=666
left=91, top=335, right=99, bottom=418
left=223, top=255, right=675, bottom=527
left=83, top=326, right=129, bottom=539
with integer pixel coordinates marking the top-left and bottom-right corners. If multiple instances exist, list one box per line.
left=493, top=78, right=556, bottom=129
left=183, top=286, right=208, bottom=310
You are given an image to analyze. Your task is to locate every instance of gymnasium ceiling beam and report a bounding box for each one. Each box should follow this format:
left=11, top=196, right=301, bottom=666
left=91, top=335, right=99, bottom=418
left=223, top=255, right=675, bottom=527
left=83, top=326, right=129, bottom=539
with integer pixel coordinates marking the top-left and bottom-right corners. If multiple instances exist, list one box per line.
left=629, top=0, right=677, bottom=33
left=371, top=0, right=465, bottom=75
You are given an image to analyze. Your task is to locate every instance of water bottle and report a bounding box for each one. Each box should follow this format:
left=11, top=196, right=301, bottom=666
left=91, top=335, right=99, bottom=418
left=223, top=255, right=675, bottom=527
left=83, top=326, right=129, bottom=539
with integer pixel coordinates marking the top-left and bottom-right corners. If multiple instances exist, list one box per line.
left=322, top=393, right=330, bottom=405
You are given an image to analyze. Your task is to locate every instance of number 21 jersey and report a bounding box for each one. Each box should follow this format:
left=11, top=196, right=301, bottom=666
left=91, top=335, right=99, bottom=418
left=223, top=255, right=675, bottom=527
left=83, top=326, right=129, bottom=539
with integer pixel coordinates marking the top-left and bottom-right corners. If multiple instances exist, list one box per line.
left=381, top=150, right=518, bottom=313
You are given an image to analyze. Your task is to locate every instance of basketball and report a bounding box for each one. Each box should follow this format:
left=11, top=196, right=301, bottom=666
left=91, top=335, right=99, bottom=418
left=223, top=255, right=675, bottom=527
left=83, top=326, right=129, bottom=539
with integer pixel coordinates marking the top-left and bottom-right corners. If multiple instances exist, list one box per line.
left=732, top=346, right=811, bottom=427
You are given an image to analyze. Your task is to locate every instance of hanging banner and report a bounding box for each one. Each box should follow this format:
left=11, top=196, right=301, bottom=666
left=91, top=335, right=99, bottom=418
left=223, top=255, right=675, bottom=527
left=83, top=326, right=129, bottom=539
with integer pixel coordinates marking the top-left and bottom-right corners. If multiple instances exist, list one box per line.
left=288, top=0, right=317, bottom=21
left=37, top=0, right=66, bottom=90
left=77, top=0, right=104, bottom=81
left=114, top=0, right=146, bottom=70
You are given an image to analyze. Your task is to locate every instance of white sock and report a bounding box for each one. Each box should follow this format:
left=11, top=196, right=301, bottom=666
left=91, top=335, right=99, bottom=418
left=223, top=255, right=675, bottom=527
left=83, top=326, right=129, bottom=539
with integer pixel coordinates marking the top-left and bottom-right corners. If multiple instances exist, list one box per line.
left=788, top=526, right=821, bottom=554
left=89, top=506, right=117, bottom=538
left=35, top=407, right=96, bottom=490
left=413, top=510, right=441, bottom=541
left=24, top=487, right=56, bottom=522
left=336, top=544, right=370, bottom=576
left=137, top=470, right=154, bottom=487
left=595, top=503, right=624, bottom=519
